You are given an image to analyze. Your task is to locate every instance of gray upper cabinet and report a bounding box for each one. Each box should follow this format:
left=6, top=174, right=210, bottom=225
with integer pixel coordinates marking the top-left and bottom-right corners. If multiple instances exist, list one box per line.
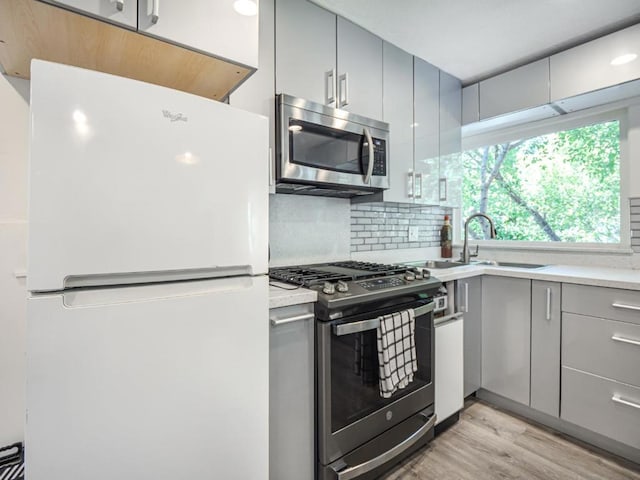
left=41, top=0, right=259, bottom=67
left=530, top=280, right=561, bottom=418
left=550, top=23, right=640, bottom=103
left=482, top=276, right=531, bottom=406
left=382, top=42, right=414, bottom=203
left=275, top=0, right=337, bottom=105
left=336, top=17, right=383, bottom=120
left=479, top=58, right=550, bottom=120
left=137, top=0, right=259, bottom=68
left=438, top=70, right=462, bottom=208
left=458, top=276, right=482, bottom=397
left=42, top=0, right=137, bottom=28
left=413, top=57, right=440, bottom=205
left=275, top=1, right=383, bottom=119
left=462, top=83, right=479, bottom=125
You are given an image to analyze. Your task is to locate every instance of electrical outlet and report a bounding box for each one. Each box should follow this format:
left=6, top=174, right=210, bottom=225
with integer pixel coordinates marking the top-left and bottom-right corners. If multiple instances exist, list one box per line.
left=408, top=226, right=420, bottom=242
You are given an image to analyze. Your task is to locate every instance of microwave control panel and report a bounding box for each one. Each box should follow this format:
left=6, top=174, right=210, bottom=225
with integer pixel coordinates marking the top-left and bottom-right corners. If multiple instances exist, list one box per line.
left=372, top=138, right=387, bottom=176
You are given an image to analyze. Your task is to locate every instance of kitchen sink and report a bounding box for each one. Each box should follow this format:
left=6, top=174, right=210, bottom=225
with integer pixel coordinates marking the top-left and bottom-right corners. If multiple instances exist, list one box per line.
left=423, top=260, right=468, bottom=269
left=476, top=260, right=548, bottom=269
left=418, top=259, right=548, bottom=269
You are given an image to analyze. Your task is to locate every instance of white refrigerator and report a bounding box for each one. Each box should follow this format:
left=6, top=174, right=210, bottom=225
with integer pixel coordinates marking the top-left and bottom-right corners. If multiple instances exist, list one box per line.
left=26, top=61, right=269, bottom=480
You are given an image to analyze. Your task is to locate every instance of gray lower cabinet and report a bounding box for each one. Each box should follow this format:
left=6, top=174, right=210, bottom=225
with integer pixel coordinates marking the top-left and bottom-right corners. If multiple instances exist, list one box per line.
left=562, top=366, right=640, bottom=450
left=481, top=276, right=531, bottom=406
left=269, top=302, right=315, bottom=480
left=530, top=280, right=561, bottom=417
left=560, top=283, right=640, bottom=451
left=457, top=276, right=482, bottom=397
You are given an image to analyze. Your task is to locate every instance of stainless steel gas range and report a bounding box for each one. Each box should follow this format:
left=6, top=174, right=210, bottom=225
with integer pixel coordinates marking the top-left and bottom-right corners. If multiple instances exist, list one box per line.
left=269, top=261, right=441, bottom=480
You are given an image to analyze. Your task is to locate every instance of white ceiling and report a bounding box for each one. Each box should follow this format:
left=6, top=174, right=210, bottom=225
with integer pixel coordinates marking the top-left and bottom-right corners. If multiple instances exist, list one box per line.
left=311, top=0, right=640, bottom=85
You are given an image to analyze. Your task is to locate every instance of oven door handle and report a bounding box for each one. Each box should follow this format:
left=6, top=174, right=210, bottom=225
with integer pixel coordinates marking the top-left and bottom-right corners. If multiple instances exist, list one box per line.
left=332, top=302, right=434, bottom=336
left=330, top=410, right=437, bottom=480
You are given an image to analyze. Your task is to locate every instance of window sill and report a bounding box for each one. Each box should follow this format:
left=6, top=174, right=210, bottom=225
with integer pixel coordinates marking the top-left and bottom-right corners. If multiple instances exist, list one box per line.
left=452, top=241, right=634, bottom=256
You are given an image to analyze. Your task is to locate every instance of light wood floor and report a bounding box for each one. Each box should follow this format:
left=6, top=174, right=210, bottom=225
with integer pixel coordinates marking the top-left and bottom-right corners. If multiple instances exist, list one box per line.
left=381, top=399, right=640, bottom=480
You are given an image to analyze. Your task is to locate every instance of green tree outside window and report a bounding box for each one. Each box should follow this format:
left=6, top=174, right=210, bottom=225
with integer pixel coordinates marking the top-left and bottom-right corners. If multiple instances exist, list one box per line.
left=462, top=120, right=620, bottom=243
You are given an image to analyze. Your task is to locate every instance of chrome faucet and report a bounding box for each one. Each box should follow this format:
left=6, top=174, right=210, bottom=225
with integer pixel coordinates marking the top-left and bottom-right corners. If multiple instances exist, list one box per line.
left=461, top=213, right=497, bottom=263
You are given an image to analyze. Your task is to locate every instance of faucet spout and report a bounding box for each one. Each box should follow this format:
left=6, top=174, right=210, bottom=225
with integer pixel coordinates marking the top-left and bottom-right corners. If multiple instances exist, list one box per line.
left=461, top=213, right=496, bottom=264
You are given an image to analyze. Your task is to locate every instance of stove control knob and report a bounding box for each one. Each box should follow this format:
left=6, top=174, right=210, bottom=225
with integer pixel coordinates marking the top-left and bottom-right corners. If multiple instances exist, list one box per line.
left=404, top=271, right=416, bottom=281
left=336, top=280, right=349, bottom=293
left=414, top=270, right=424, bottom=280
left=322, top=281, right=336, bottom=295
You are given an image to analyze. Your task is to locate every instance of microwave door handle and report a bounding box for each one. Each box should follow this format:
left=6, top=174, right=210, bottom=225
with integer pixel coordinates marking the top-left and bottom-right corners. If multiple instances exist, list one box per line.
left=363, top=127, right=374, bottom=184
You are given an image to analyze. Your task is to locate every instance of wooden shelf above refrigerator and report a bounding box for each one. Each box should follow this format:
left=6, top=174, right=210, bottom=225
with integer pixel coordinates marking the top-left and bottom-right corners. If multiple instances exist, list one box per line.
left=0, top=0, right=254, bottom=101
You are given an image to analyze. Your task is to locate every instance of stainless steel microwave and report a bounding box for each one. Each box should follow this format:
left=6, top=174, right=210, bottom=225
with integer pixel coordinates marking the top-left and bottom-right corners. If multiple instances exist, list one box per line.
left=276, top=94, right=390, bottom=198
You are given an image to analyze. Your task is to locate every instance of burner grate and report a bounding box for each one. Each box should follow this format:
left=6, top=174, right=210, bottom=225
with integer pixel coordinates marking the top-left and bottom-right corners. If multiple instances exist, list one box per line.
left=328, top=261, right=406, bottom=274
left=269, top=267, right=350, bottom=287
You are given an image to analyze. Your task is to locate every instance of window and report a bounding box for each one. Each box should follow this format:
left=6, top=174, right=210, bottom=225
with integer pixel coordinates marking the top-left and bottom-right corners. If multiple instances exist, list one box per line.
left=462, top=118, right=621, bottom=245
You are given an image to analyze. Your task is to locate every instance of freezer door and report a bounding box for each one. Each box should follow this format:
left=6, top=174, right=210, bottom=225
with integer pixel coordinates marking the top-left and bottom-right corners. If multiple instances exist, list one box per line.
left=28, top=60, right=269, bottom=292
left=26, top=275, right=268, bottom=480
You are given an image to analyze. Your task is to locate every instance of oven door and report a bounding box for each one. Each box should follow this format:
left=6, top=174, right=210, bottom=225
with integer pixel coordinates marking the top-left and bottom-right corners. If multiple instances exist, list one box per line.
left=317, top=300, right=435, bottom=471
left=277, top=96, right=389, bottom=191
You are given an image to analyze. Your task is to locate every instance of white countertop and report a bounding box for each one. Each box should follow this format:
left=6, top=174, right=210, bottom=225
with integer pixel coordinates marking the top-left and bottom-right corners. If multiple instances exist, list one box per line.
left=269, top=282, right=317, bottom=309
left=423, top=263, right=640, bottom=291
left=268, top=263, right=640, bottom=309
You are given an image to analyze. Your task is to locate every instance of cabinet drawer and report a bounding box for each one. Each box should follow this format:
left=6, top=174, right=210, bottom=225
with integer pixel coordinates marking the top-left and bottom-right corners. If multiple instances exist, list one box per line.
left=562, top=284, right=640, bottom=325
left=561, top=366, right=640, bottom=450
left=563, top=313, right=640, bottom=387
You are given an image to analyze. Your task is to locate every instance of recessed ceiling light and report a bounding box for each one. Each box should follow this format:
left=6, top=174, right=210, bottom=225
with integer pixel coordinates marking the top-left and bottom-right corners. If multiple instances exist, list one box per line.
left=72, top=109, right=87, bottom=124
left=233, top=0, right=257, bottom=16
left=288, top=125, right=303, bottom=132
left=610, top=53, right=637, bottom=66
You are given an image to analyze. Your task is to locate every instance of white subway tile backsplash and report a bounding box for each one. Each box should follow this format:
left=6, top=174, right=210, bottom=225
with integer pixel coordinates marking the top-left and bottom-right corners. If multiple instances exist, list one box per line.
left=350, top=202, right=452, bottom=252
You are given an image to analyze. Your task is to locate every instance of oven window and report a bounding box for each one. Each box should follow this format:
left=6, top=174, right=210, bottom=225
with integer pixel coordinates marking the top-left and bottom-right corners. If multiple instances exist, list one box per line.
left=330, top=314, right=432, bottom=433
left=289, top=119, right=368, bottom=175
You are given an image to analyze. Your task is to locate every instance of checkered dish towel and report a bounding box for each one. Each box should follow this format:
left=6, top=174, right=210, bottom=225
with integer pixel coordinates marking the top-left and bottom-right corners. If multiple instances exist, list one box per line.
left=377, top=309, right=417, bottom=398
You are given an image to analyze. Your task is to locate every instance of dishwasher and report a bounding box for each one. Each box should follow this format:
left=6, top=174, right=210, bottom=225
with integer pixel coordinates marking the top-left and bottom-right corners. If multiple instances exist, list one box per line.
left=433, top=282, right=464, bottom=429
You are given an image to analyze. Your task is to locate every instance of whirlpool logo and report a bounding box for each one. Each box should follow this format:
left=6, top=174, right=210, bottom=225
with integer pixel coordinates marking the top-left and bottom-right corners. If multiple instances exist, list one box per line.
left=162, top=110, right=188, bottom=122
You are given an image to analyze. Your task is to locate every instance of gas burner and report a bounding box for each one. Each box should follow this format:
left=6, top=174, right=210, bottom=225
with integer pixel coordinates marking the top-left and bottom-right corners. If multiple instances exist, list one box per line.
left=328, top=261, right=407, bottom=274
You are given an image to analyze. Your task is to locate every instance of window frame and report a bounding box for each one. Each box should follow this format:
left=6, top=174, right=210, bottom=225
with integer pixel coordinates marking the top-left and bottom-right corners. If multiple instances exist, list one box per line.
left=457, top=104, right=631, bottom=253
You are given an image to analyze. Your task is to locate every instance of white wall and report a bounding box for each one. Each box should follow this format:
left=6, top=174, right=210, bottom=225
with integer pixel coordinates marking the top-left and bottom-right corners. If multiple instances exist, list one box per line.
left=269, top=194, right=351, bottom=266
left=0, top=74, right=29, bottom=447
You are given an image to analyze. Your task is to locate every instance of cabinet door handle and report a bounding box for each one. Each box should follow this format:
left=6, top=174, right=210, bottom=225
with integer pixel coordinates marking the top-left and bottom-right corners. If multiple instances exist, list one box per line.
left=439, top=178, right=447, bottom=202
left=150, top=0, right=160, bottom=24
left=338, top=73, right=349, bottom=108
left=612, top=302, right=640, bottom=312
left=414, top=173, right=422, bottom=199
left=611, top=335, right=640, bottom=347
left=461, top=282, right=469, bottom=313
left=111, top=0, right=124, bottom=11
left=407, top=172, right=414, bottom=198
left=270, top=312, right=314, bottom=327
left=546, top=287, right=552, bottom=321
left=612, top=395, right=640, bottom=410
left=268, top=147, right=274, bottom=187
left=325, top=69, right=336, bottom=105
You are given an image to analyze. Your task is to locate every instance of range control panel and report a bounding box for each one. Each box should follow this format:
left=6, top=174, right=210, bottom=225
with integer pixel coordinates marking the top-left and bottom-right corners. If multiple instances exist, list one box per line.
left=357, top=277, right=406, bottom=291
